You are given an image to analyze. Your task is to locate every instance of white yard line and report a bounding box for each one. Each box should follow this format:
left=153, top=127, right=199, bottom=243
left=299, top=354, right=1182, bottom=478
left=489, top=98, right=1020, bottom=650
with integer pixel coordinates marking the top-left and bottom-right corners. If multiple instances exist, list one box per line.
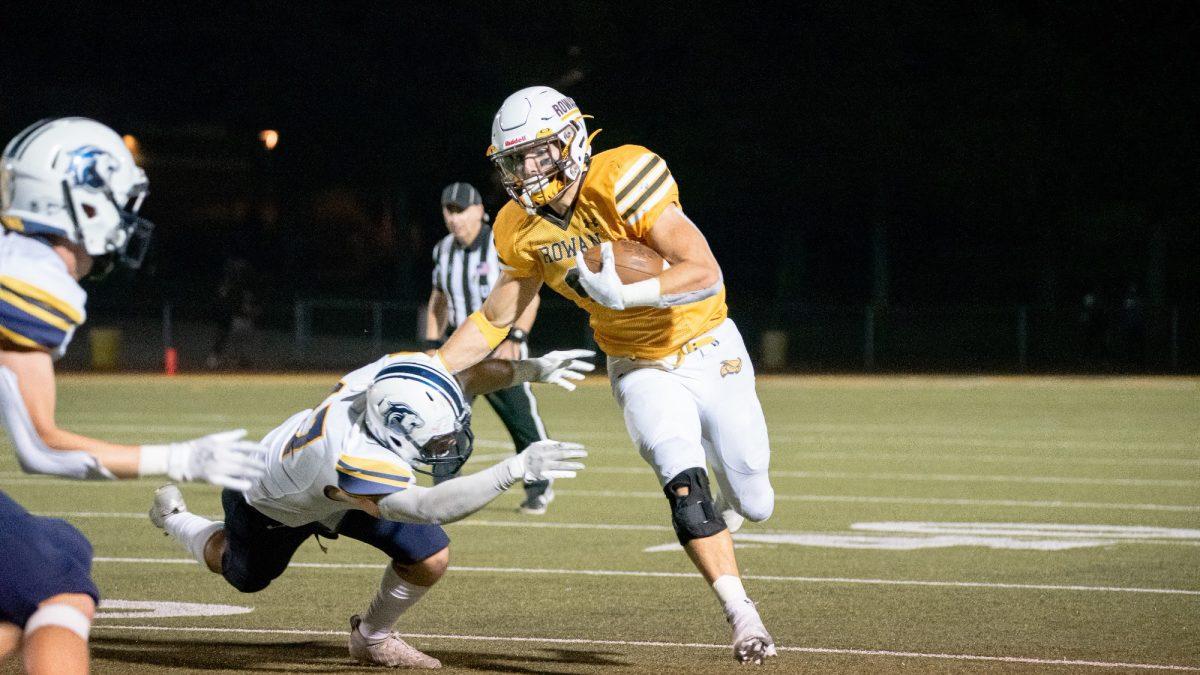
left=90, top=557, right=1200, bottom=596
left=89, top=624, right=1200, bottom=671
left=582, top=467, right=1200, bottom=487
left=782, top=451, right=1200, bottom=468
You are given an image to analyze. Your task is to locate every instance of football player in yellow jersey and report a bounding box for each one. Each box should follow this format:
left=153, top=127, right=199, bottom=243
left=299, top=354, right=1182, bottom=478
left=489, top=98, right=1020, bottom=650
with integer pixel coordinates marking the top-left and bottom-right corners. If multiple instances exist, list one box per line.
left=436, top=86, right=777, bottom=664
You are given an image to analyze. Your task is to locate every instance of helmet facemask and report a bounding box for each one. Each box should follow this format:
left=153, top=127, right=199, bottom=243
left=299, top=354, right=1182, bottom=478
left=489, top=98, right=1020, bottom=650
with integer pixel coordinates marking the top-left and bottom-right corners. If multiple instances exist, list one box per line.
left=383, top=405, right=475, bottom=480
left=61, top=177, right=154, bottom=279
left=491, top=120, right=587, bottom=211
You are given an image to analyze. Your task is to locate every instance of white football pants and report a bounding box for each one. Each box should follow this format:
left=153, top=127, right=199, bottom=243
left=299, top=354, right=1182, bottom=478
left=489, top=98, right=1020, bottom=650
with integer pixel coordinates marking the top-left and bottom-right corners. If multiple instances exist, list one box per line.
left=608, top=319, right=774, bottom=522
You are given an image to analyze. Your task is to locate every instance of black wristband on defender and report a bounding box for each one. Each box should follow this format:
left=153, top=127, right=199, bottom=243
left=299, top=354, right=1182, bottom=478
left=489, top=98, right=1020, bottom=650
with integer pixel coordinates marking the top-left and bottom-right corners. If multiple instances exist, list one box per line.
left=506, top=328, right=528, bottom=343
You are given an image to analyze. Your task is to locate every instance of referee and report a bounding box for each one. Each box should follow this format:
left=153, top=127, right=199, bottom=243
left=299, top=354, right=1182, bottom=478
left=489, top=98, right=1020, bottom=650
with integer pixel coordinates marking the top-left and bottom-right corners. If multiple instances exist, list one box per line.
left=423, top=182, right=554, bottom=514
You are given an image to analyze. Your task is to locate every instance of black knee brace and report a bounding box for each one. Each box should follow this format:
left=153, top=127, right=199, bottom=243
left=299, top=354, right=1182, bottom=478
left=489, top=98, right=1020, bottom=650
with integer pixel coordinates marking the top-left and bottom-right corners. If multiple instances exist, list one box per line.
left=664, top=467, right=727, bottom=545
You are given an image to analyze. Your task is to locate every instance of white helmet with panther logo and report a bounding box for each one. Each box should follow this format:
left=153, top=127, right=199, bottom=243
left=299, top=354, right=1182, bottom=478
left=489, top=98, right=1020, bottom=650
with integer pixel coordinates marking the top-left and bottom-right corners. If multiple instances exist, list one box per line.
left=363, top=357, right=474, bottom=480
left=487, top=86, right=596, bottom=213
left=1, top=117, right=153, bottom=269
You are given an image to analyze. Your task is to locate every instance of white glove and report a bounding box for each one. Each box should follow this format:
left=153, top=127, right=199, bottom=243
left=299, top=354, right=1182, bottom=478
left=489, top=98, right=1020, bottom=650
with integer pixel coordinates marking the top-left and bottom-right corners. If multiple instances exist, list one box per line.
left=513, top=349, right=596, bottom=391
left=141, top=429, right=268, bottom=491
left=573, top=242, right=627, bottom=309
left=509, top=440, right=587, bottom=482
left=573, top=242, right=664, bottom=310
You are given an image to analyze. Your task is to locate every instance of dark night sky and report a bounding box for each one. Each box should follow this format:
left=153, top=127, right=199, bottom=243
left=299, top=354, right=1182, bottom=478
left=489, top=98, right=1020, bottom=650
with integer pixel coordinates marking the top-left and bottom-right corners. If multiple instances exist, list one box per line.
left=1, top=2, right=1197, bottom=314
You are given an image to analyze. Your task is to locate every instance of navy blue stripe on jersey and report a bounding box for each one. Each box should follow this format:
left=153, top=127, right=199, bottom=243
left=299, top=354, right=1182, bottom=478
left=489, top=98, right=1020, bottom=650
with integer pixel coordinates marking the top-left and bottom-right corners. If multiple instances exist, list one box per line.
left=336, top=471, right=409, bottom=496
left=0, top=297, right=68, bottom=349
left=374, top=363, right=466, bottom=417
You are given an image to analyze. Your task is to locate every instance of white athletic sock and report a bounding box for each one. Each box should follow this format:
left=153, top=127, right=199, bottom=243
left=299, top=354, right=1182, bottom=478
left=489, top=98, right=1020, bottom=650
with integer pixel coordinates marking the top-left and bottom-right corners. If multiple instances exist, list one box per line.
left=712, top=574, right=753, bottom=618
left=163, top=512, right=224, bottom=565
left=358, top=564, right=430, bottom=642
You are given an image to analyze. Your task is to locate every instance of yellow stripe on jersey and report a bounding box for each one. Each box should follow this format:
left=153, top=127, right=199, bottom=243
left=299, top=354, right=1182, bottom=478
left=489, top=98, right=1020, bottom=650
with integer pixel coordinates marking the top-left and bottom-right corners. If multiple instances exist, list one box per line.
left=0, top=276, right=83, bottom=324
left=0, top=288, right=72, bottom=331
left=624, top=171, right=678, bottom=225
left=337, top=455, right=414, bottom=484
left=1, top=215, right=24, bottom=232
left=615, top=158, right=672, bottom=215
left=0, top=324, right=41, bottom=349
left=613, top=154, right=659, bottom=204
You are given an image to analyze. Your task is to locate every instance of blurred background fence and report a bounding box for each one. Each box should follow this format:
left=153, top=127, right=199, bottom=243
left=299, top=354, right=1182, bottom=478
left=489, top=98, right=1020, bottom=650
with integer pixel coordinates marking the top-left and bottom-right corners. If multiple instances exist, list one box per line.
left=64, top=295, right=1197, bottom=374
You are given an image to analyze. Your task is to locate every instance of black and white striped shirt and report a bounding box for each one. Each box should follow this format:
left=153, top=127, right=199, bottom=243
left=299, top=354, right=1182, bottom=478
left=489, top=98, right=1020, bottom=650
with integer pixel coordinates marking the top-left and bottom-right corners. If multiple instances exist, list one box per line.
left=431, top=224, right=501, bottom=330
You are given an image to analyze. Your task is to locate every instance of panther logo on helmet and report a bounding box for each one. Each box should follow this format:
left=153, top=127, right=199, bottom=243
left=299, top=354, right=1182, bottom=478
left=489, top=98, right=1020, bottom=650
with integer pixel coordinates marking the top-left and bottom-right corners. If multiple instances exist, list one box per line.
left=65, top=146, right=120, bottom=191
left=2, top=118, right=154, bottom=272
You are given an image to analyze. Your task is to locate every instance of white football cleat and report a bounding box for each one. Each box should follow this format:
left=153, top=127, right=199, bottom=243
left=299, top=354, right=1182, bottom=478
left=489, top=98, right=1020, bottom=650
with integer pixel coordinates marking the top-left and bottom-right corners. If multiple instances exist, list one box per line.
left=349, top=615, right=441, bottom=669
left=518, top=485, right=554, bottom=516
left=149, top=484, right=187, bottom=529
left=727, top=599, right=777, bottom=665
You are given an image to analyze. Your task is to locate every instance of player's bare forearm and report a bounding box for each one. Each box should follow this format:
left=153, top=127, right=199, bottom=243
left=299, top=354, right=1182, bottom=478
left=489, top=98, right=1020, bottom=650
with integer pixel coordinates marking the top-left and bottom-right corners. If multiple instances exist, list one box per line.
left=1, top=349, right=141, bottom=477
left=646, top=206, right=723, bottom=295
left=513, top=292, right=540, bottom=333
left=437, top=272, right=542, bottom=373
left=35, top=427, right=141, bottom=477
left=454, top=359, right=519, bottom=397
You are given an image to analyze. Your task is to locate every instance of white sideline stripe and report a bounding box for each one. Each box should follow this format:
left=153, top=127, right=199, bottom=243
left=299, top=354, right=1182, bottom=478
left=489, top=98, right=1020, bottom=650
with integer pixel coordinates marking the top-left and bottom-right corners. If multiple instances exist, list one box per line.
left=583, top=467, right=1200, bottom=487
left=553, top=490, right=1200, bottom=513
left=89, top=557, right=1200, bottom=596
left=88, top=624, right=1200, bottom=671
left=785, top=451, right=1200, bottom=468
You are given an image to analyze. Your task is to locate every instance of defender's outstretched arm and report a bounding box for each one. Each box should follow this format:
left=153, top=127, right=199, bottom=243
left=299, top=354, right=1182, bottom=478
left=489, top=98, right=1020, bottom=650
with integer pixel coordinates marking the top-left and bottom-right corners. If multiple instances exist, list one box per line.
left=0, top=350, right=266, bottom=487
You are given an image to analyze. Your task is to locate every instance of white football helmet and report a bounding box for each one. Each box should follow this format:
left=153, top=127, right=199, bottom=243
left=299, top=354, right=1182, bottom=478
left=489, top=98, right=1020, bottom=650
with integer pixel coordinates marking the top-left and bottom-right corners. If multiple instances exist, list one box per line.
left=487, top=86, right=595, bottom=213
left=363, top=358, right=474, bottom=479
left=1, top=117, right=153, bottom=270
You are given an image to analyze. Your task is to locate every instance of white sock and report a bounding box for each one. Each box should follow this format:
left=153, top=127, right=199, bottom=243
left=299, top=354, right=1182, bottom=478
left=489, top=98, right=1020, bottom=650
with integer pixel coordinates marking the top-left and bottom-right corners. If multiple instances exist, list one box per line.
left=163, top=512, right=224, bottom=565
left=712, top=574, right=753, bottom=618
left=358, top=564, right=430, bottom=642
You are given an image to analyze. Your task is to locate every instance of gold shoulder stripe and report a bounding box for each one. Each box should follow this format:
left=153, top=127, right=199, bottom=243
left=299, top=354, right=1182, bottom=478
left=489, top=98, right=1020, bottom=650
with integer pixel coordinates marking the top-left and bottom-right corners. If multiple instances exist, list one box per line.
left=0, top=276, right=82, bottom=324
left=0, top=288, right=72, bottom=331
left=613, top=154, right=660, bottom=202
left=616, top=161, right=671, bottom=215
left=1, top=215, right=24, bottom=232
left=621, top=167, right=675, bottom=221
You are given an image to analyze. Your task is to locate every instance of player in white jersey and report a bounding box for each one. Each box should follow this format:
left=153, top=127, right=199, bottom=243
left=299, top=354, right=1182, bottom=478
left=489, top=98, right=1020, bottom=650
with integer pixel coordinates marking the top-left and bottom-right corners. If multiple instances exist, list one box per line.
left=150, top=349, right=591, bottom=669
left=0, top=117, right=267, bottom=486
left=0, top=118, right=267, bottom=675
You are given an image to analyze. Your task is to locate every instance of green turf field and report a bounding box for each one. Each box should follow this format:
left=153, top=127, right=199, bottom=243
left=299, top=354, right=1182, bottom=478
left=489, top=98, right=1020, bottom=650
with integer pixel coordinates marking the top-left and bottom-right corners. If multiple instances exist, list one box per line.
left=2, top=374, right=1198, bottom=673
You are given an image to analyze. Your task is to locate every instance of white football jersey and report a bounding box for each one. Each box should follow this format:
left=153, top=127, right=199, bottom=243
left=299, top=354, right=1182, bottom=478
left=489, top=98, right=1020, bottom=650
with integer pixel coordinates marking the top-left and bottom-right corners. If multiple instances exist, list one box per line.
left=0, top=230, right=88, bottom=360
left=244, top=353, right=431, bottom=528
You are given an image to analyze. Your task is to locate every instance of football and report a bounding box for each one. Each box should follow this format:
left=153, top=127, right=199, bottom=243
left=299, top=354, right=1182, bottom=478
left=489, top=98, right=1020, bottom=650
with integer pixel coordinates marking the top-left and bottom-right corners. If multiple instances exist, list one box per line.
left=583, top=239, right=664, bottom=283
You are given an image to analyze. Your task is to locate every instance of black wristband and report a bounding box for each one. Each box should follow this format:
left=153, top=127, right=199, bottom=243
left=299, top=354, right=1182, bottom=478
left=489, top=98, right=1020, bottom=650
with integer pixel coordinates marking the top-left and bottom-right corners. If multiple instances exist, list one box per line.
left=421, top=338, right=444, bottom=351
left=505, top=328, right=528, bottom=344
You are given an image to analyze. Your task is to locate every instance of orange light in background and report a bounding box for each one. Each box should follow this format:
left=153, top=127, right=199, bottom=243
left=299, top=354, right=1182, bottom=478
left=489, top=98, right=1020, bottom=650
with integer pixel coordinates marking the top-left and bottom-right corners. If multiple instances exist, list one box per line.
left=259, top=129, right=279, bottom=151
left=122, top=134, right=143, bottom=162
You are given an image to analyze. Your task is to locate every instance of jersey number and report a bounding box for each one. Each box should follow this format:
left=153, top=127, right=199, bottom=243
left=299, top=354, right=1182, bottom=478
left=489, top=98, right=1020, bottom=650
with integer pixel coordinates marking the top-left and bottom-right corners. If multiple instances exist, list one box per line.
left=283, top=405, right=330, bottom=458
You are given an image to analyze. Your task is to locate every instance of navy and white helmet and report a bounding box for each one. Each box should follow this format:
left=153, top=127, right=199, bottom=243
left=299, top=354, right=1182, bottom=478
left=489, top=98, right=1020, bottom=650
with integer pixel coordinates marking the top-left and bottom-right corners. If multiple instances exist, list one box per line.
left=1, top=117, right=153, bottom=269
left=364, top=357, right=474, bottom=479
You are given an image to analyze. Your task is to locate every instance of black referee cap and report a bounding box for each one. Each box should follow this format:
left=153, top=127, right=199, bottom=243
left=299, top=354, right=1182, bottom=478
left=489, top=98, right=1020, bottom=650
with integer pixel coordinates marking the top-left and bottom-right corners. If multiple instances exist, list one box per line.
left=441, top=182, right=482, bottom=209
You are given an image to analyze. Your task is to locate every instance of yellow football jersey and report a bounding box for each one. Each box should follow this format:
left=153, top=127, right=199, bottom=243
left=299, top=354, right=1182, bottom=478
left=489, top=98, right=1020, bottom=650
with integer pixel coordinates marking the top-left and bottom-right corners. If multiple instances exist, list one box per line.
left=493, top=144, right=727, bottom=359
